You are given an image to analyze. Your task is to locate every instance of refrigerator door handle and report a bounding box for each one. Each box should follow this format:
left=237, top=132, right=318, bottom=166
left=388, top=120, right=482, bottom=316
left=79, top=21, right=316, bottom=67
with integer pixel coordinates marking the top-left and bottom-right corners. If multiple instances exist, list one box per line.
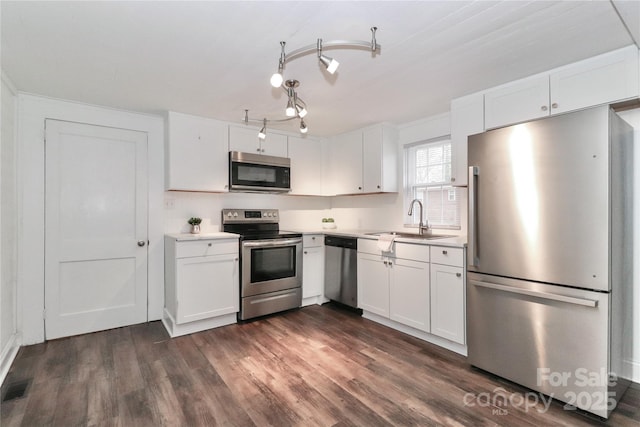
left=469, top=279, right=598, bottom=307
left=468, top=166, right=479, bottom=266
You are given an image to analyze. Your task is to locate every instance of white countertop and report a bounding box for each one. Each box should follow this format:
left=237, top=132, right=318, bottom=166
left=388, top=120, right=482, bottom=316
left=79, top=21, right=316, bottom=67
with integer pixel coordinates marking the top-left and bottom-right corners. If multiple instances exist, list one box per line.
left=165, top=232, right=239, bottom=241
left=284, top=228, right=467, bottom=248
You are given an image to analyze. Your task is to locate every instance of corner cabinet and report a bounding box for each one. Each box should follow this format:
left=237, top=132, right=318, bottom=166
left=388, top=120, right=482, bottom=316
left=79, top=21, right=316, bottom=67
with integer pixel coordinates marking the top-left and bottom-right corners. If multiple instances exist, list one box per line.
left=163, top=236, right=239, bottom=337
left=166, top=111, right=229, bottom=192
left=327, top=124, right=398, bottom=195
left=484, top=45, right=639, bottom=130
left=229, top=125, right=288, bottom=157
left=301, top=234, right=325, bottom=306
left=430, top=246, right=465, bottom=345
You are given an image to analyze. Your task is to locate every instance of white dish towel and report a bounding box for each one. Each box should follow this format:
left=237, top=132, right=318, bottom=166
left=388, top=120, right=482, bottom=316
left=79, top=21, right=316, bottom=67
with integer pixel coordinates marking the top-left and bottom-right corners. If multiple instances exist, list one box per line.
left=377, top=233, right=396, bottom=252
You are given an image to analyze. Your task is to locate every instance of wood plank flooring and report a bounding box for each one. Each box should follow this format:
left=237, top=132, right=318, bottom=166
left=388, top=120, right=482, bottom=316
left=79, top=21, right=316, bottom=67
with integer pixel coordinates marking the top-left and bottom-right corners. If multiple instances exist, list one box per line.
left=2, top=304, right=639, bottom=426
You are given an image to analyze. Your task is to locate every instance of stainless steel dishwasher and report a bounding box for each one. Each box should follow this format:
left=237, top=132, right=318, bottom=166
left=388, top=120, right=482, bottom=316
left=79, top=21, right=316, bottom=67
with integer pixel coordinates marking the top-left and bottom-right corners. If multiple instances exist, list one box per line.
left=324, top=235, right=358, bottom=308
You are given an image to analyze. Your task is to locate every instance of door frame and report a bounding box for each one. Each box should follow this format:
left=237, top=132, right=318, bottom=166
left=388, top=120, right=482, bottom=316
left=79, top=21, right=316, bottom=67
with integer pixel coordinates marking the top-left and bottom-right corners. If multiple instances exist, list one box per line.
left=17, top=94, right=165, bottom=345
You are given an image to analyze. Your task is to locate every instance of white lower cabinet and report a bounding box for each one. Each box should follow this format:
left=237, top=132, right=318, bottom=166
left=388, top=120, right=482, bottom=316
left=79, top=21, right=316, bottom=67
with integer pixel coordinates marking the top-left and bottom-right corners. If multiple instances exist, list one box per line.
left=164, top=236, right=239, bottom=337
left=430, top=246, right=466, bottom=345
left=357, top=239, right=430, bottom=332
left=390, top=257, right=430, bottom=332
left=358, top=238, right=467, bottom=354
left=357, top=252, right=390, bottom=317
left=302, top=234, right=324, bottom=305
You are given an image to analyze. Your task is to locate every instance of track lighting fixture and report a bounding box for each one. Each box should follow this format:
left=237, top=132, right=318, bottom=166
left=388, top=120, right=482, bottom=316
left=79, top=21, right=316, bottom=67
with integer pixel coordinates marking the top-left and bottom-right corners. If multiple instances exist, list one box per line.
left=268, top=27, right=379, bottom=86
left=248, top=27, right=380, bottom=136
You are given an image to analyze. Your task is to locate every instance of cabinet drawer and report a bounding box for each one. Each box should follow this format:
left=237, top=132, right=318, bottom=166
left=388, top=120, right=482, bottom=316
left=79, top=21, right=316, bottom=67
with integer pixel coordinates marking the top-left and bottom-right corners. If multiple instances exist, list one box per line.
left=175, top=240, right=238, bottom=258
left=303, top=234, right=323, bottom=248
left=431, top=246, right=464, bottom=267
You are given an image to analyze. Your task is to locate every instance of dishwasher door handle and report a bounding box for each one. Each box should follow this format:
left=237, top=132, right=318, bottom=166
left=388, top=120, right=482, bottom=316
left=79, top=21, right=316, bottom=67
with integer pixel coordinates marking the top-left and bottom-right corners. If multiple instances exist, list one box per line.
left=469, top=280, right=598, bottom=307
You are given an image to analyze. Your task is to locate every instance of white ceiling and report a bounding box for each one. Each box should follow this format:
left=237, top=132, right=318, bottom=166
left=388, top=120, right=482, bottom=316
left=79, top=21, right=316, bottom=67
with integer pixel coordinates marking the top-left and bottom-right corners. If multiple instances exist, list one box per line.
left=2, top=1, right=638, bottom=137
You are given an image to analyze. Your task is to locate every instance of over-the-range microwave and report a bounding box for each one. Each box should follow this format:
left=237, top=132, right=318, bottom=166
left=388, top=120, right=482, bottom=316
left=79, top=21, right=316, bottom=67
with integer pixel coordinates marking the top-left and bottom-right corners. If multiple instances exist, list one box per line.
left=229, top=151, right=291, bottom=193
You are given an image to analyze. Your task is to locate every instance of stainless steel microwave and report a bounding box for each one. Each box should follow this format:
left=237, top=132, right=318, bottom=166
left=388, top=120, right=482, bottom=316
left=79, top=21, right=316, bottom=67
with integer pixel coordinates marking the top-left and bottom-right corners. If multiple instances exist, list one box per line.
left=229, top=151, right=291, bottom=193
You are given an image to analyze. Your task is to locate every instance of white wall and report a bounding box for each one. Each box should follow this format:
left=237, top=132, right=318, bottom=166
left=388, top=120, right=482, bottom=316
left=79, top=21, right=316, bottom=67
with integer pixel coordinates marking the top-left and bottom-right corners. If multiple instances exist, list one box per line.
left=164, top=192, right=331, bottom=233
left=1, top=72, right=20, bottom=382
left=616, top=108, right=640, bottom=383
left=17, top=94, right=165, bottom=345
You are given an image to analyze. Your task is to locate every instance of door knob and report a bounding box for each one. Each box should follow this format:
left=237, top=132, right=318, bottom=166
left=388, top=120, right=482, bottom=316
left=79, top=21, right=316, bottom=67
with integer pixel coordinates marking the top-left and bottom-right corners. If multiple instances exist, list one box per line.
left=137, top=240, right=146, bottom=247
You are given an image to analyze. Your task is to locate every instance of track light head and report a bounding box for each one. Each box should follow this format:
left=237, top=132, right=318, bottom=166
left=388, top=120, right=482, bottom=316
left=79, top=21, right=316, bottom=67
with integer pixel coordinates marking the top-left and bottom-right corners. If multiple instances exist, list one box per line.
left=258, top=118, right=267, bottom=139
left=300, top=119, right=308, bottom=134
left=319, top=54, right=339, bottom=74
left=296, top=103, right=307, bottom=118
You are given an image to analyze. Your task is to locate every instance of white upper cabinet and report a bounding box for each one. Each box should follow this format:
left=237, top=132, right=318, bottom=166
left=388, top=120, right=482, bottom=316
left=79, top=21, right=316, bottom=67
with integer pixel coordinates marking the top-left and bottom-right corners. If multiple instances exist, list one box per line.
left=229, top=126, right=288, bottom=157
left=328, top=124, right=398, bottom=195
left=166, top=111, right=229, bottom=192
left=484, top=46, right=639, bottom=130
left=550, top=46, right=639, bottom=114
left=327, top=129, right=363, bottom=195
left=363, top=124, right=398, bottom=193
left=484, top=74, right=549, bottom=130
left=450, top=93, right=484, bottom=186
left=288, top=135, right=324, bottom=196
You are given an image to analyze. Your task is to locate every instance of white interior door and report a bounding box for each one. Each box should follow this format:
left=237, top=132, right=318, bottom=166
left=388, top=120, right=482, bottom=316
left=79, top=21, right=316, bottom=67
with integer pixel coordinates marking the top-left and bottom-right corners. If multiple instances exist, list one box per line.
left=45, top=119, right=148, bottom=339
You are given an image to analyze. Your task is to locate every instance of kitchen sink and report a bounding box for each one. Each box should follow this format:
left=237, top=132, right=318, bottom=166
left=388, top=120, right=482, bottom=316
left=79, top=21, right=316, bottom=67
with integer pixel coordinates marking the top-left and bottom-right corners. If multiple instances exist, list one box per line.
left=366, top=231, right=455, bottom=240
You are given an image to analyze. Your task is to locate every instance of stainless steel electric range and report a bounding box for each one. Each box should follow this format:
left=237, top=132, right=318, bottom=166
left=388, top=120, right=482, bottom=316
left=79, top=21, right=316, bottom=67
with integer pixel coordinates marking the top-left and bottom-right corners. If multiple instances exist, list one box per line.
left=222, top=209, right=302, bottom=320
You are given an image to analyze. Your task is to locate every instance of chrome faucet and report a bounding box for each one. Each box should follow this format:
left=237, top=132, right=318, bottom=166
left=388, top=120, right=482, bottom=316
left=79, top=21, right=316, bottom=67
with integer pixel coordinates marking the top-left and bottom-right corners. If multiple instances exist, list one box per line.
left=408, top=199, right=431, bottom=235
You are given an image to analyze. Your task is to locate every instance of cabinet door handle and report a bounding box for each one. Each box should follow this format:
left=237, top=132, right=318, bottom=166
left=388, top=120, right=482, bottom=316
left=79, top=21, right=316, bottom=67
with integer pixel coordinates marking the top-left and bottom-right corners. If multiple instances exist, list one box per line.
left=541, top=105, right=548, bottom=111
left=551, top=102, right=558, bottom=109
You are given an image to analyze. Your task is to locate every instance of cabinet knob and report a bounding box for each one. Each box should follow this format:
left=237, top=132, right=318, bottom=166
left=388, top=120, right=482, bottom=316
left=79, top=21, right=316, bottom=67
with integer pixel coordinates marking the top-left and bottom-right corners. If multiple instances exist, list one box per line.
left=256, top=148, right=261, bottom=152
left=311, top=236, right=316, bottom=240
left=442, top=250, right=448, bottom=255
left=137, top=240, right=146, bottom=247
left=377, top=185, right=380, bottom=189
left=541, top=105, right=548, bottom=111
left=235, top=257, right=239, bottom=261
left=383, top=260, right=388, bottom=265
left=304, top=251, right=308, bottom=254
left=208, top=243, right=212, bottom=247
left=456, top=272, right=462, bottom=278
left=451, top=177, right=455, bottom=182
left=551, top=102, right=558, bottom=109
left=358, top=186, right=362, bottom=190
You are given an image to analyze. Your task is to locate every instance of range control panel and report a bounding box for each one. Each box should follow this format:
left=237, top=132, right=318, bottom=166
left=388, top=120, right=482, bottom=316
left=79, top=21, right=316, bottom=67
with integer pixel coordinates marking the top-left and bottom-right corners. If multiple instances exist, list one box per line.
left=221, top=209, right=279, bottom=224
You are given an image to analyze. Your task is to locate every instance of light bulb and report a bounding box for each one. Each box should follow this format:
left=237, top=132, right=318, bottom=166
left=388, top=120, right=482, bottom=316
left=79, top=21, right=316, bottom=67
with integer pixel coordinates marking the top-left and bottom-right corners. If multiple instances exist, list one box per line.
left=258, top=129, right=266, bottom=140
left=300, top=120, right=308, bottom=134
left=270, top=72, right=283, bottom=88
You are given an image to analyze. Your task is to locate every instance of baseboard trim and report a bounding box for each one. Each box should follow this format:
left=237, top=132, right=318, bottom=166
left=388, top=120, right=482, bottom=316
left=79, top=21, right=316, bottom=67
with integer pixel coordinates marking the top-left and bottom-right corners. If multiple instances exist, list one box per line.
left=363, top=311, right=467, bottom=356
left=623, top=357, right=640, bottom=383
left=0, top=333, right=21, bottom=385
left=162, top=309, right=237, bottom=338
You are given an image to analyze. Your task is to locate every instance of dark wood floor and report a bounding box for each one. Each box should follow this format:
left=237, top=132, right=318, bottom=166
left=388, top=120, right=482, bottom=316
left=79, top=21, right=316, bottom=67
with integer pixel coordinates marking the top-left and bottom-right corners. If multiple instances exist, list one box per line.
left=2, top=304, right=639, bottom=426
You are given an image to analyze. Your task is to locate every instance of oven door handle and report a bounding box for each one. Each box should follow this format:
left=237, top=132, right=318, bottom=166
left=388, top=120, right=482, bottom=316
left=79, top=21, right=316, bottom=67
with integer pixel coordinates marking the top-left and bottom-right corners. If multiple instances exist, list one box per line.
left=242, top=238, right=302, bottom=248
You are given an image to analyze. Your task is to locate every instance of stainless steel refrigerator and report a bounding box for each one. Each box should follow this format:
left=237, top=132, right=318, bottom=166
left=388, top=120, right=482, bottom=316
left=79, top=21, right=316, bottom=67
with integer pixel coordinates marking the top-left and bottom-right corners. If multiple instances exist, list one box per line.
left=466, top=105, right=633, bottom=418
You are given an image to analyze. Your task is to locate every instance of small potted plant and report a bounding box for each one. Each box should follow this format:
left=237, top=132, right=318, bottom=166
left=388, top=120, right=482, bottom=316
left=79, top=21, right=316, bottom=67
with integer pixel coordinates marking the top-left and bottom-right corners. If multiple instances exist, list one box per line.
left=188, top=217, right=202, bottom=234
left=322, top=217, right=336, bottom=229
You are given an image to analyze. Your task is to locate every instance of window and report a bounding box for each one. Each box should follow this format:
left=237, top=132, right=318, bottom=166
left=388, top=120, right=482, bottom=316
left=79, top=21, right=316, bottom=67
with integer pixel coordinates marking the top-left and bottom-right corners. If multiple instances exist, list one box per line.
left=404, top=138, right=461, bottom=229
